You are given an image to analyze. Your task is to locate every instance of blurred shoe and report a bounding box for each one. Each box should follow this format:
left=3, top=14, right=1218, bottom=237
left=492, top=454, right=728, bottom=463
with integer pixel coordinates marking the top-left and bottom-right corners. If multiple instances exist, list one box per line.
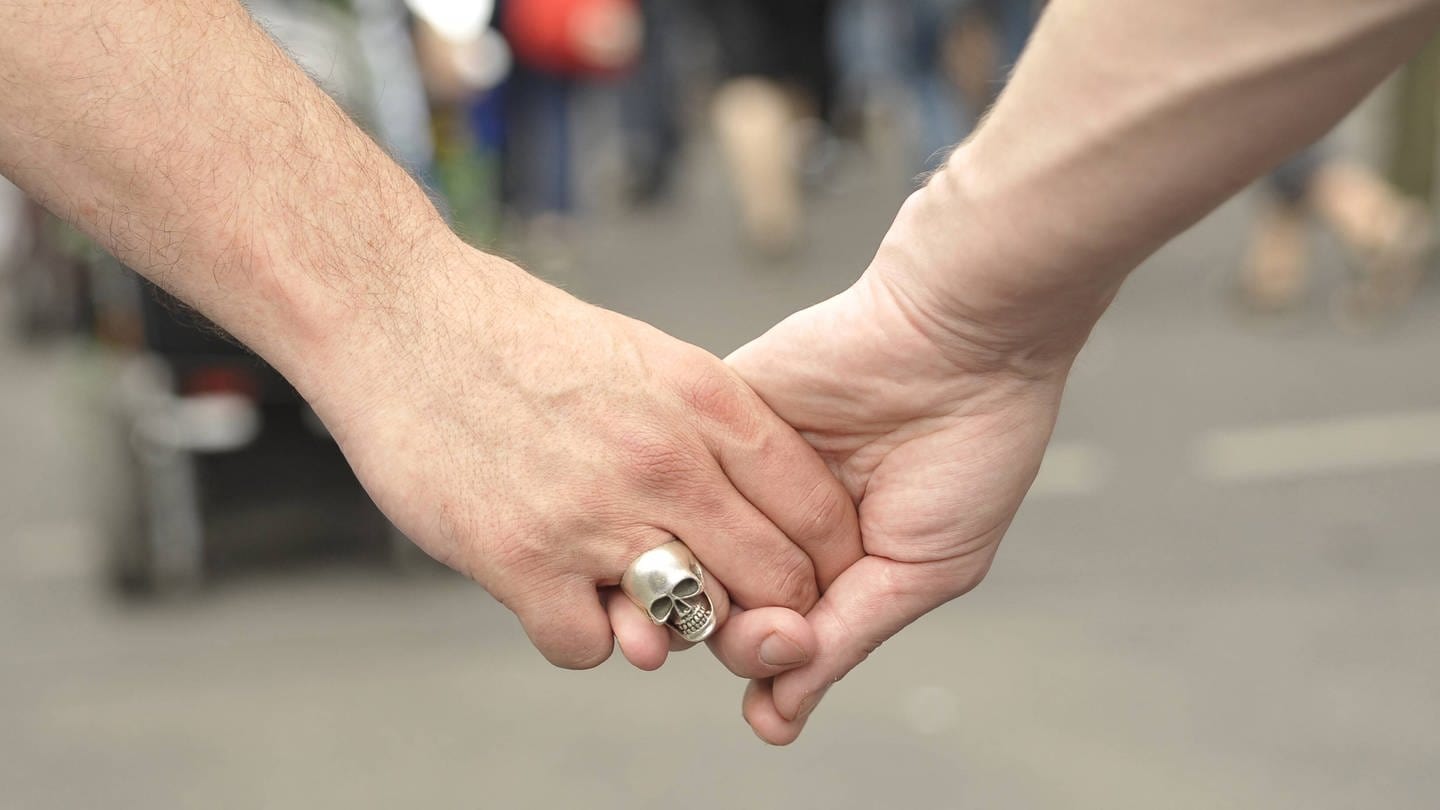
left=1333, top=201, right=1433, bottom=330
left=1238, top=201, right=1309, bottom=312
left=1313, top=162, right=1434, bottom=326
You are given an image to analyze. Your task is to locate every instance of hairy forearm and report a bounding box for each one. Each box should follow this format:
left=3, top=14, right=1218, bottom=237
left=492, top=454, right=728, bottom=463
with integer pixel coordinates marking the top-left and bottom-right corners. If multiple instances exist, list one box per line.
left=0, top=0, right=466, bottom=387
left=889, top=0, right=1440, bottom=362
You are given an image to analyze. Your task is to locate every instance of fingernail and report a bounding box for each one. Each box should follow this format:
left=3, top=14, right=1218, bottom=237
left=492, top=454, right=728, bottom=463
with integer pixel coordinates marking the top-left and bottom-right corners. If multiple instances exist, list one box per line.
left=795, top=686, right=829, bottom=722
left=798, top=693, right=818, bottom=718
left=759, top=632, right=808, bottom=667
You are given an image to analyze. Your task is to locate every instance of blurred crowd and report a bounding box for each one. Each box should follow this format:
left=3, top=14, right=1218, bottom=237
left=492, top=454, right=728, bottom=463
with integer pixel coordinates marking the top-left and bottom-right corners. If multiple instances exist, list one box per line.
left=2, top=0, right=1430, bottom=339
left=400, top=0, right=1044, bottom=259
left=4, top=0, right=1053, bottom=340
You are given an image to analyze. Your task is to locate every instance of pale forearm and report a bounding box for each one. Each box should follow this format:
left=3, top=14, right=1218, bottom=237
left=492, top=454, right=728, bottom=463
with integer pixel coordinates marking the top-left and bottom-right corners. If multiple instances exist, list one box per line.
left=887, top=0, right=1440, bottom=362
left=0, top=0, right=463, bottom=386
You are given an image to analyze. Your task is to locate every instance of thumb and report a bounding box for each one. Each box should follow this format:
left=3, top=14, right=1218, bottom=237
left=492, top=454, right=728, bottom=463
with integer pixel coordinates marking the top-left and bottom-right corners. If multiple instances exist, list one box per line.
left=744, top=554, right=990, bottom=744
left=706, top=605, right=818, bottom=678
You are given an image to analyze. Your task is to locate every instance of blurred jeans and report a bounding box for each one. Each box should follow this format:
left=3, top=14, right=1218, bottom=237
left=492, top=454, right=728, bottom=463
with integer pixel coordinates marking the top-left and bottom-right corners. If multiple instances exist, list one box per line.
left=1269, top=146, right=1326, bottom=205
left=834, top=0, right=1035, bottom=171
left=502, top=67, right=575, bottom=218
left=617, top=0, right=687, bottom=203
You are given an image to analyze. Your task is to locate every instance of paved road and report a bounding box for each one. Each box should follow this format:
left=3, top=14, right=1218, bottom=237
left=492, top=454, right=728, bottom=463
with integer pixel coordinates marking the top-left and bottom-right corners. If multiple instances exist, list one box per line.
left=2, top=140, right=1439, bottom=809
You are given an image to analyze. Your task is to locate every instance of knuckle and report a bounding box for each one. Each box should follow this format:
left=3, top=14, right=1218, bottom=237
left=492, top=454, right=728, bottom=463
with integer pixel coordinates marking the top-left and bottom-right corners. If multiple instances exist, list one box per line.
left=768, top=553, right=819, bottom=611
left=732, top=418, right=781, bottom=461
left=679, top=367, right=751, bottom=429
left=791, top=477, right=853, bottom=544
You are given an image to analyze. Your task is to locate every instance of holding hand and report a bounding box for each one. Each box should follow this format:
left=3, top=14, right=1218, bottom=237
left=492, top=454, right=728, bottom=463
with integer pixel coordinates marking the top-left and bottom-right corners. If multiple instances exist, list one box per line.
left=303, top=242, right=861, bottom=669
left=709, top=0, right=1440, bottom=741
left=716, top=188, right=1075, bottom=744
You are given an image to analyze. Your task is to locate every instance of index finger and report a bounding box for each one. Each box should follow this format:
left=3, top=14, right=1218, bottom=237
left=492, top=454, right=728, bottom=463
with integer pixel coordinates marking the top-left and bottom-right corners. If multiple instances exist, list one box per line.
left=702, top=386, right=862, bottom=590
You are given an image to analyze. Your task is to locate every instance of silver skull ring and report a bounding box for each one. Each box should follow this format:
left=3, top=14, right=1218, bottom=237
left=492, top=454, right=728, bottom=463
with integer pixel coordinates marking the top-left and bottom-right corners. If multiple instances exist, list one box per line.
left=620, top=539, right=717, bottom=643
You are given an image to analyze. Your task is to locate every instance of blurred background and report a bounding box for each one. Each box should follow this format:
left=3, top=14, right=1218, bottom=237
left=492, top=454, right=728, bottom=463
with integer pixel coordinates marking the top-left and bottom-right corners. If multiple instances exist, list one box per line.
left=2, top=0, right=1439, bottom=807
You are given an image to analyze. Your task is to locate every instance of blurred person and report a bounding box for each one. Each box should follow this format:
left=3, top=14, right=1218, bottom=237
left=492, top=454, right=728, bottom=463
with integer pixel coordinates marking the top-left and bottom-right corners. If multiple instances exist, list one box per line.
left=701, top=0, right=1440, bottom=744
left=1240, top=147, right=1432, bottom=322
left=832, top=0, right=1037, bottom=174
left=954, top=1, right=1036, bottom=112
left=498, top=0, right=643, bottom=266
left=829, top=0, right=912, bottom=143
left=411, top=0, right=513, bottom=242
left=704, top=0, right=836, bottom=257
left=0, top=0, right=861, bottom=675
left=616, top=0, right=690, bottom=206
left=914, top=0, right=1037, bottom=163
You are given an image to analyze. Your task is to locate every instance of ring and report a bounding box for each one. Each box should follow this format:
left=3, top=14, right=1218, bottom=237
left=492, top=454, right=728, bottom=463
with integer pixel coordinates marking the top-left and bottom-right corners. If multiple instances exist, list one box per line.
left=620, top=539, right=717, bottom=643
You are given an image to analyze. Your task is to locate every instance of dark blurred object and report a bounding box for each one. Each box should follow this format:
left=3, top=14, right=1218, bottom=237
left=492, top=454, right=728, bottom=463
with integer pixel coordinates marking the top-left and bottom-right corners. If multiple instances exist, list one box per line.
left=616, top=0, right=687, bottom=206
left=100, top=274, right=401, bottom=596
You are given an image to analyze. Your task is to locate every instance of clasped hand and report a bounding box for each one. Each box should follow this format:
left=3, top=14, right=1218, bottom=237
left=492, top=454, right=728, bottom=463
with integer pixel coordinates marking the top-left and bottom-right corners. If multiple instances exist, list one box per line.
left=311, top=185, right=1071, bottom=746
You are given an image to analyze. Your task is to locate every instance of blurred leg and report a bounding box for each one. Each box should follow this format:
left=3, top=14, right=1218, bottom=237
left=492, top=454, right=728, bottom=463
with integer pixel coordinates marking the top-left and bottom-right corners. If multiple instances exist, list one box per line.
left=905, top=0, right=970, bottom=168
left=618, top=0, right=684, bottom=205
left=712, top=77, right=802, bottom=256
left=1239, top=198, right=1310, bottom=311
left=704, top=0, right=831, bottom=256
left=1312, top=161, right=1433, bottom=320
left=1237, top=149, right=1323, bottom=311
left=503, top=67, right=575, bottom=221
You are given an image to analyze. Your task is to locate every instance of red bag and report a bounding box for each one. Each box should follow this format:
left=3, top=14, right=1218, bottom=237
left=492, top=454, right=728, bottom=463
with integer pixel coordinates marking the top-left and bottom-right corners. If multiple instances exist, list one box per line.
left=501, top=0, right=643, bottom=77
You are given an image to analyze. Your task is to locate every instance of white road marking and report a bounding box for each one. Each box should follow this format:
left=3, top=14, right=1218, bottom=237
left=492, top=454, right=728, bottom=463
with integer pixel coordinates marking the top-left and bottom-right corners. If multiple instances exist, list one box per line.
left=1194, top=409, right=1440, bottom=483
left=1030, top=441, right=1111, bottom=497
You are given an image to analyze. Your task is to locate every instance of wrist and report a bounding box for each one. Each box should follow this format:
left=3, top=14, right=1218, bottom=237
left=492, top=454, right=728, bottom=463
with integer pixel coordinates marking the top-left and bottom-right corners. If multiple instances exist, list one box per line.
left=862, top=145, right=1118, bottom=376
left=290, top=236, right=571, bottom=443
left=242, top=207, right=454, bottom=387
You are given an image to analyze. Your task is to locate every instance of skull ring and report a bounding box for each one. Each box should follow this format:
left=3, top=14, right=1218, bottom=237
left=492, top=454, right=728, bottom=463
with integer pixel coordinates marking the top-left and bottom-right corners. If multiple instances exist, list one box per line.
left=620, top=539, right=717, bottom=643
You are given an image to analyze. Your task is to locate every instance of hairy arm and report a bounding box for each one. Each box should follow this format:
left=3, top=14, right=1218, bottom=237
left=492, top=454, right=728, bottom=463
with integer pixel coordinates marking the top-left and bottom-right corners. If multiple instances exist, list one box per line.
left=0, top=0, right=863, bottom=672
left=0, top=0, right=457, bottom=389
